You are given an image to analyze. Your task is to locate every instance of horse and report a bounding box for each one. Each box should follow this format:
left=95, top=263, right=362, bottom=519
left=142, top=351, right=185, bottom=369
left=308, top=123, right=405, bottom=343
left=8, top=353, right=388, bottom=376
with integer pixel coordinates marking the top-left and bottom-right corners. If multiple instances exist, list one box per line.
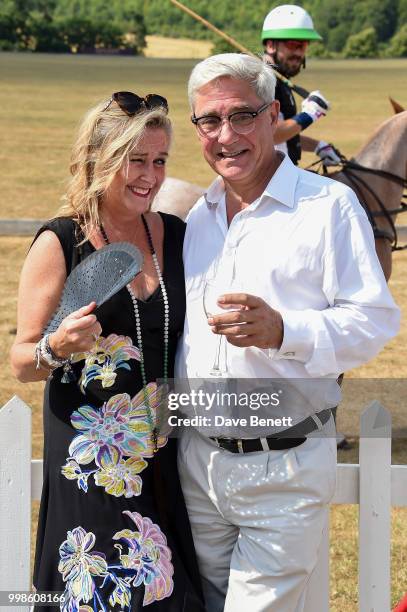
left=153, top=110, right=407, bottom=281
left=328, top=110, right=407, bottom=280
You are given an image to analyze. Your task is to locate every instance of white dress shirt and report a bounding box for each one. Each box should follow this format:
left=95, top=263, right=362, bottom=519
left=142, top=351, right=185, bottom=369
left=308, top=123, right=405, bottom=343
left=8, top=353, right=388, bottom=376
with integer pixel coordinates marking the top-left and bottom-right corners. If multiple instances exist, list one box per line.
left=175, top=154, right=400, bottom=420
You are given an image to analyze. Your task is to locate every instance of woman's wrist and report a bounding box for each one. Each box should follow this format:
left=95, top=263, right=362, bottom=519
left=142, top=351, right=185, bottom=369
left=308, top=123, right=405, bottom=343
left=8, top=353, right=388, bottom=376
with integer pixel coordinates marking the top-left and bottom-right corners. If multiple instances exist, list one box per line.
left=48, top=332, right=67, bottom=360
left=34, top=334, right=69, bottom=371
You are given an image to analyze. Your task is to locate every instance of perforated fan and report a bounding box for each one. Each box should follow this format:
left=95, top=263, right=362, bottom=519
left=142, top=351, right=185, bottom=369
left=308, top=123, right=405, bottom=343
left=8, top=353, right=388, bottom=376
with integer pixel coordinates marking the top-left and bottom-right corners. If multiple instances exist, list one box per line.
left=45, top=242, right=143, bottom=334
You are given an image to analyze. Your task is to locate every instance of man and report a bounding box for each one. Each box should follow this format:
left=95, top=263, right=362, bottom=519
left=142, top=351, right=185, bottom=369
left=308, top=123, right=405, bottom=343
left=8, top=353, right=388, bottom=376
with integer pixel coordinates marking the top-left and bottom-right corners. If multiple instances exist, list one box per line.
left=175, top=53, right=400, bottom=612
left=262, top=4, right=340, bottom=167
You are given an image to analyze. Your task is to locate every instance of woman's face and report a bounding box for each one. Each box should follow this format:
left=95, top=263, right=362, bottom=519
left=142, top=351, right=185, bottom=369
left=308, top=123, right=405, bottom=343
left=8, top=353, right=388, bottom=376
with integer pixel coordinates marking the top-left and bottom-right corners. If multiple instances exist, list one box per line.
left=104, top=127, right=170, bottom=218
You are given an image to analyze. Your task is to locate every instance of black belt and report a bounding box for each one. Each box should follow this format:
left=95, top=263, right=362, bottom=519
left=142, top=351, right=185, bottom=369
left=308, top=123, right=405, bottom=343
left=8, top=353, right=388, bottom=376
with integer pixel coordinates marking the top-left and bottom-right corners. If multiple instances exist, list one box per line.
left=210, top=408, right=332, bottom=454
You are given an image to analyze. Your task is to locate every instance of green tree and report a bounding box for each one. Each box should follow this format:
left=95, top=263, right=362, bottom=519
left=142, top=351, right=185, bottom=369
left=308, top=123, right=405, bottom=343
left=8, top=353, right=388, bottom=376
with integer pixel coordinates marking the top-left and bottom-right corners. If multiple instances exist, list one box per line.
left=54, top=0, right=146, bottom=53
left=0, top=13, right=20, bottom=49
left=306, top=0, right=355, bottom=51
left=0, top=0, right=403, bottom=57
left=351, top=0, right=397, bottom=42
left=344, top=27, right=378, bottom=57
left=386, top=24, right=407, bottom=57
left=397, top=0, right=407, bottom=29
left=307, top=41, right=331, bottom=58
left=329, top=24, right=351, bottom=52
left=26, top=10, right=69, bottom=51
left=212, top=39, right=237, bottom=54
left=58, top=16, right=98, bottom=52
left=0, top=0, right=28, bottom=49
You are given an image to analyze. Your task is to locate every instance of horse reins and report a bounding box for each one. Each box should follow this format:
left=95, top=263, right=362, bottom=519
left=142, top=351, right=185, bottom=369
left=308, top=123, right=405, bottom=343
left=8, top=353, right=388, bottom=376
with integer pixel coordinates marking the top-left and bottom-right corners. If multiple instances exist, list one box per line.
left=307, top=153, right=407, bottom=251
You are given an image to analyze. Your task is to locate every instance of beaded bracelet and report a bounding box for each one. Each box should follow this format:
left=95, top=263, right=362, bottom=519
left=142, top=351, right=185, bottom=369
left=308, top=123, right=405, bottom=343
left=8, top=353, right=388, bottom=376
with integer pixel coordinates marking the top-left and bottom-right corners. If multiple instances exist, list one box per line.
left=34, top=334, right=68, bottom=371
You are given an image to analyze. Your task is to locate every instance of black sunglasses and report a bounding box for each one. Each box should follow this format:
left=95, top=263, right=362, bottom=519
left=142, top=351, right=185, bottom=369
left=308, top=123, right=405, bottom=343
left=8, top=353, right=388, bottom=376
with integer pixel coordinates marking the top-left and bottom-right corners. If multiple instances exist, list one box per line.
left=104, top=91, right=169, bottom=115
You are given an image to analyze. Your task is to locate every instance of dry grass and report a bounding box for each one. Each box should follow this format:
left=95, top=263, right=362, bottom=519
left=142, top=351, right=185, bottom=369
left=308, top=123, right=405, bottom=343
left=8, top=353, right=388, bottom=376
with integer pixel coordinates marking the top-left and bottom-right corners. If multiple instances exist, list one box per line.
left=145, top=34, right=213, bottom=58
left=0, top=52, right=406, bottom=610
left=1, top=54, right=407, bottom=219
left=330, top=505, right=407, bottom=609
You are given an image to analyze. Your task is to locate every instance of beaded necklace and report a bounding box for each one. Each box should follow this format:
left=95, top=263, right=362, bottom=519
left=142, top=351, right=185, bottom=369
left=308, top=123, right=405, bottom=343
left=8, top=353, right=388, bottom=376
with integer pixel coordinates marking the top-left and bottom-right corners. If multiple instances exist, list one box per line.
left=99, top=214, right=169, bottom=452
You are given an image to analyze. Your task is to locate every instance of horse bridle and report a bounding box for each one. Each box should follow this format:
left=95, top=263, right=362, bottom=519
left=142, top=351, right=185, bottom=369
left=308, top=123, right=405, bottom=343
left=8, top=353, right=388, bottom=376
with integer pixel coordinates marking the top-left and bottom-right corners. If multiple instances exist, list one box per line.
left=307, top=151, right=407, bottom=251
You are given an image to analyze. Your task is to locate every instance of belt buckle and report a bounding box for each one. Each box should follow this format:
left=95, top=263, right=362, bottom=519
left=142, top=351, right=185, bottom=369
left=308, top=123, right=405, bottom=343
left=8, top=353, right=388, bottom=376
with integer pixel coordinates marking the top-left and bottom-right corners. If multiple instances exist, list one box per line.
left=214, top=437, right=242, bottom=453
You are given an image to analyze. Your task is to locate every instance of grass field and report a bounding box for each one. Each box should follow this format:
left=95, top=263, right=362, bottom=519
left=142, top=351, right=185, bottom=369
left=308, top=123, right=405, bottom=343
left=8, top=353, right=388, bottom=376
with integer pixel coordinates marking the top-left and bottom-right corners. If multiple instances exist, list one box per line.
left=145, top=34, right=212, bottom=58
left=1, top=50, right=407, bottom=609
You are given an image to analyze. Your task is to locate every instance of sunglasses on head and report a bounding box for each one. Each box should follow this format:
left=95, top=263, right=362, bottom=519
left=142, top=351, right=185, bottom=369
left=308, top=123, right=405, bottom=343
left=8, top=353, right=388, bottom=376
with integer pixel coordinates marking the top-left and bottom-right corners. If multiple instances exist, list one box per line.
left=104, top=91, right=169, bottom=115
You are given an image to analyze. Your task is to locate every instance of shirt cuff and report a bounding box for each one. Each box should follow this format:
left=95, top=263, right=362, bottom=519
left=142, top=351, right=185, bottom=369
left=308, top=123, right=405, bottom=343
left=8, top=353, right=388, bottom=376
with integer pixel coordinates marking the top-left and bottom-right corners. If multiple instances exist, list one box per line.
left=272, top=310, right=315, bottom=363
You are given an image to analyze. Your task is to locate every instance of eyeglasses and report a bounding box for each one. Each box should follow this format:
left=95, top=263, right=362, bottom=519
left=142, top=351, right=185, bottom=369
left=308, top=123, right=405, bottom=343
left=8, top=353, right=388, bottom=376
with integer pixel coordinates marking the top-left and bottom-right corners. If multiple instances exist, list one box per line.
left=282, top=40, right=309, bottom=51
left=104, top=91, right=169, bottom=115
left=192, top=103, right=271, bottom=138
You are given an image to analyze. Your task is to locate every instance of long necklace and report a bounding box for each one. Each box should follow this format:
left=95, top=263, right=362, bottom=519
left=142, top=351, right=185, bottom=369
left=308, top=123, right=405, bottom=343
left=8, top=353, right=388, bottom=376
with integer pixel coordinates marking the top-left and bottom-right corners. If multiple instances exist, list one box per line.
left=99, top=215, right=169, bottom=452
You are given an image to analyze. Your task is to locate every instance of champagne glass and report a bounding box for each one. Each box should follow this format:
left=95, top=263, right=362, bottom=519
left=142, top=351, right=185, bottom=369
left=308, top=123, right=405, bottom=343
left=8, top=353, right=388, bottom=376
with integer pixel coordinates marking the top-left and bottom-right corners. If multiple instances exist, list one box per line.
left=203, top=276, right=241, bottom=377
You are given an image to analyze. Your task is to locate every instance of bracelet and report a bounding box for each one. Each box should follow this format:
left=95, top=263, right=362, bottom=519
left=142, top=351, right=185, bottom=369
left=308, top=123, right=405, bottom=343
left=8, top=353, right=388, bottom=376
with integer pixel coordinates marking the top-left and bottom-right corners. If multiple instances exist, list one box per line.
left=34, top=334, right=68, bottom=371
left=34, top=341, right=51, bottom=371
left=44, top=334, right=67, bottom=365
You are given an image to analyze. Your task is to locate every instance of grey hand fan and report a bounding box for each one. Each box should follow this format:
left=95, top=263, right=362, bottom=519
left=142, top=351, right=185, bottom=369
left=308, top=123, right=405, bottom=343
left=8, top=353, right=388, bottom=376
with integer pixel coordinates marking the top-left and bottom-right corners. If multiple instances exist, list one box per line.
left=45, top=242, right=143, bottom=334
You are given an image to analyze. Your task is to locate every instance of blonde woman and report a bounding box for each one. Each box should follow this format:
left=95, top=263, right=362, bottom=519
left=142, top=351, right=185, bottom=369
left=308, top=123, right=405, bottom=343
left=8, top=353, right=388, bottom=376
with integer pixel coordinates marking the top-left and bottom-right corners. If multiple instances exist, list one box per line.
left=11, top=92, right=204, bottom=612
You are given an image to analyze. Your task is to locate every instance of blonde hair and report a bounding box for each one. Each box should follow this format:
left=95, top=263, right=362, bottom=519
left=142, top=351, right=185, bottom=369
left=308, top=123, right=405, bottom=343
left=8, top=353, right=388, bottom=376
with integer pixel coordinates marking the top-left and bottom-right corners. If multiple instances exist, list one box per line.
left=57, top=97, right=172, bottom=240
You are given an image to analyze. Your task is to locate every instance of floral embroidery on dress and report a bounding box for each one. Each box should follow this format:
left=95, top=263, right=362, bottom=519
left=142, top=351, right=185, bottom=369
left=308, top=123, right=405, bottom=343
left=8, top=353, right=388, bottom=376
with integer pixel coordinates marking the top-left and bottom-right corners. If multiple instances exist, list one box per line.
left=113, top=511, right=174, bottom=606
left=59, top=512, right=174, bottom=610
left=58, top=527, right=107, bottom=611
left=70, top=334, right=141, bottom=393
left=61, top=384, right=169, bottom=497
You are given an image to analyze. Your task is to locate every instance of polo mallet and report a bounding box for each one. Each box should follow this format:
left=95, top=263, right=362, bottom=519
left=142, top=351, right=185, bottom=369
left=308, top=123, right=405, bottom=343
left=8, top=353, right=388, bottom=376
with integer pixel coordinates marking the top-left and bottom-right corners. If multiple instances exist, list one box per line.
left=169, top=0, right=310, bottom=99
left=45, top=242, right=143, bottom=334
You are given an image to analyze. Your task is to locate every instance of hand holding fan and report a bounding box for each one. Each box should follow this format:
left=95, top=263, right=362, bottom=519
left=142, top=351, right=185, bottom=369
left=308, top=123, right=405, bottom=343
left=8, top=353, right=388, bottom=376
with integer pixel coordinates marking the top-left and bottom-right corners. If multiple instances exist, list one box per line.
left=45, top=242, right=143, bottom=334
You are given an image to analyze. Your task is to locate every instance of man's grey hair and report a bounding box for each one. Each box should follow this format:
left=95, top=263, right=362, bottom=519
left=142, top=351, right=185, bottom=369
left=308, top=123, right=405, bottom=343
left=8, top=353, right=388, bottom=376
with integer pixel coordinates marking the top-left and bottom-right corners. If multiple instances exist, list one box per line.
left=188, top=53, right=276, bottom=110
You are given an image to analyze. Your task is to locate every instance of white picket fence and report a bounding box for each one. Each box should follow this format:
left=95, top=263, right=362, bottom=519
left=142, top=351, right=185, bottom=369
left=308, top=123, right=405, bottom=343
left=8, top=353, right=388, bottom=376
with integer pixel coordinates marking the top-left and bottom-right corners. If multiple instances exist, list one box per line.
left=1, top=396, right=407, bottom=612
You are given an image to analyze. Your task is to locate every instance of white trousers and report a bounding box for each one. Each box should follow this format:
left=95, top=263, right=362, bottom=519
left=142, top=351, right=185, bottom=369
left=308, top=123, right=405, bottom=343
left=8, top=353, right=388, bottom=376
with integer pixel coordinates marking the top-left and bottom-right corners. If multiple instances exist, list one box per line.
left=178, top=422, right=337, bottom=612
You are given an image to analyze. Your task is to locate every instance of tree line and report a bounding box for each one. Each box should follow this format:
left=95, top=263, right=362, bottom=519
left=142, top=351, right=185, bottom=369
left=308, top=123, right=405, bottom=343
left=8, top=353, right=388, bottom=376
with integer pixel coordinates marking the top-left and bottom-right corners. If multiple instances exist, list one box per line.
left=0, top=0, right=146, bottom=54
left=1, top=0, right=406, bottom=57
left=144, top=0, right=407, bottom=58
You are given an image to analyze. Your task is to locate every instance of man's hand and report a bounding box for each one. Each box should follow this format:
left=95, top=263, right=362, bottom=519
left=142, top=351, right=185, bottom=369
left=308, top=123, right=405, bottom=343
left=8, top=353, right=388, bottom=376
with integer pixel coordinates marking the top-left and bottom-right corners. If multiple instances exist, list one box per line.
left=207, top=293, right=283, bottom=350
left=315, top=140, right=341, bottom=166
left=301, top=90, right=330, bottom=123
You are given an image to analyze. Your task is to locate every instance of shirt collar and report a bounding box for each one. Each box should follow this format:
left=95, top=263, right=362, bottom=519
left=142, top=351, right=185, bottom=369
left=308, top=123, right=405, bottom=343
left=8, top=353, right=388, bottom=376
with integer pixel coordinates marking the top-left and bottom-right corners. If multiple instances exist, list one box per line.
left=204, top=176, right=225, bottom=209
left=204, top=153, right=299, bottom=211
left=262, top=153, right=298, bottom=209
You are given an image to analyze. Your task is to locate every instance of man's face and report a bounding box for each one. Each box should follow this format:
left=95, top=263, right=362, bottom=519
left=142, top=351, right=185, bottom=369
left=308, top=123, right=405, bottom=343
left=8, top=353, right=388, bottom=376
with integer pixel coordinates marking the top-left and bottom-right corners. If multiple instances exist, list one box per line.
left=265, top=39, right=308, bottom=77
left=193, top=77, right=279, bottom=186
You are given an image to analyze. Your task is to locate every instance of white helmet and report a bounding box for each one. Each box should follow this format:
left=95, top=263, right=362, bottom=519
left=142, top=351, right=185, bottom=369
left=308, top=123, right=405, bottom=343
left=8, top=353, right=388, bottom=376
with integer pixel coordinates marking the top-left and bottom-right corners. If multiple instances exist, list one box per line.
left=262, top=4, right=322, bottom=42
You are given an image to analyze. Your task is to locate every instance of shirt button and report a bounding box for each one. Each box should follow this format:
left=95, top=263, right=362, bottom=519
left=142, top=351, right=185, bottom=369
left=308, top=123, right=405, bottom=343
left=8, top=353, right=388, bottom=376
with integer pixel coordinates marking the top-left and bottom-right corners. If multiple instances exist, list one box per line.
left=284, top=351, right=295, bottom=357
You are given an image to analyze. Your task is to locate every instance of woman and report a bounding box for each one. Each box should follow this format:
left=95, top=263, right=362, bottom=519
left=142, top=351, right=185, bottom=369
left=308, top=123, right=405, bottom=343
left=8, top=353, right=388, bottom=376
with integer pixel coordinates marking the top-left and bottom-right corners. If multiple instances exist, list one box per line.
left=11, top=92, right=204, bottom=611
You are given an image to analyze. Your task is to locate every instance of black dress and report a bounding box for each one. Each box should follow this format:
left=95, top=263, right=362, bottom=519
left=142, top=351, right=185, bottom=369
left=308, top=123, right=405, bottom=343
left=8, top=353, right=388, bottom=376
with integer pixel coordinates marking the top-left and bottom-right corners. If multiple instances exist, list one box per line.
left=32, top=215, right=204, bottom=612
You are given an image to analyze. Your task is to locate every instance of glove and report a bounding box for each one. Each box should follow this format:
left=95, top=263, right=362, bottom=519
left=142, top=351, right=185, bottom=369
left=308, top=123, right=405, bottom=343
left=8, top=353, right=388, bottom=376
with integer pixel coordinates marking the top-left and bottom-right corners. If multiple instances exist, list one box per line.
left=315, top=140, right=341, bottom=166
left=301, top=90, right=330, bottom=123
